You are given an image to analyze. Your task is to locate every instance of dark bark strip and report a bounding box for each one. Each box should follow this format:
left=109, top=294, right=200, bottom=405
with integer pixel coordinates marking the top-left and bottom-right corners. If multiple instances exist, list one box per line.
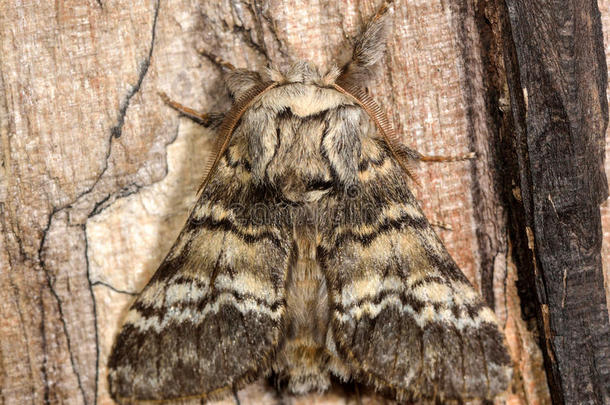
left=500, top=0, right=610, bottom=403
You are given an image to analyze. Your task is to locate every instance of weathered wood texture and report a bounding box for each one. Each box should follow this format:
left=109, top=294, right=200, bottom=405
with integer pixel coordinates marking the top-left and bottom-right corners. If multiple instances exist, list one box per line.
left=498, top=0, right=610, bottom=403
left=601, top=0, right=610, bottom=331
left=0, top=0, right=604, bottom=404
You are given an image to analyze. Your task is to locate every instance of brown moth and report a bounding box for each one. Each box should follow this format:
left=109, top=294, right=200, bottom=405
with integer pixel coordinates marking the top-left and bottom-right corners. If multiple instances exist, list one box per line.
left=108, top=1, right=513, bottom=403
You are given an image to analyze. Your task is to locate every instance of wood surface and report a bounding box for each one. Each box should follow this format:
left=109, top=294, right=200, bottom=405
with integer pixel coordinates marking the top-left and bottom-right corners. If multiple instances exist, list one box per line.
left=500, top=0, right=610, bottom=403
left=0, top=0, right=607, bottom=404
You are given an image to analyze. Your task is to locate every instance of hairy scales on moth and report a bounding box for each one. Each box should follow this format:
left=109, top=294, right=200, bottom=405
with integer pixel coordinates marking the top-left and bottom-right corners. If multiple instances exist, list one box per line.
left=108, top=1, right=512, bottom=403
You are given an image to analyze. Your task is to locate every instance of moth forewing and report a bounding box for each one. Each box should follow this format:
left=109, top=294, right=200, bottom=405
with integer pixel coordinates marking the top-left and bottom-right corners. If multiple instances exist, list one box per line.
left=108, top=1, right=512, bottom=403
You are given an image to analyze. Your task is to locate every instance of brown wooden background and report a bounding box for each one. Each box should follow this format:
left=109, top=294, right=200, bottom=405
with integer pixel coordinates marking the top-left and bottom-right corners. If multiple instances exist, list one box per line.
left=0, top=0, right=608, bottom=404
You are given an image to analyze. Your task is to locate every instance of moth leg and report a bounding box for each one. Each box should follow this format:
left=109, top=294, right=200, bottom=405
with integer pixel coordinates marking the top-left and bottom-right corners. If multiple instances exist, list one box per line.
left=429, top=219, right=453, bottom=231
left=372, top=0, right=394, bottom=22
left=418, top=151, right=477, bottom=162
left=198, top=49, right=236, bottom=71
left=394, top=143, right=477, bottom=163
left=197, top=49, right=267, bottom=100
left=158, top=91, right=222, bottom=127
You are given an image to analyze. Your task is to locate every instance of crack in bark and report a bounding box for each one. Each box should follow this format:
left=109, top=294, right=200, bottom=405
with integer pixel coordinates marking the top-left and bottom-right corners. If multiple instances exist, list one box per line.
left=242, top=1, right=275, bottom=61
left=0, top=216, right=38, bottom=403
left=501, top=241, right=510, bottom=329
left=451, top=0, right=505, bottom=310
left=231, top=24, right=269, bottom=60
left=38, top=208, right=89, bottom=405
left=91, top=280, right=138, bottom=296
left=90, top=183, right=142, bottom=218
left=228, top=1, right=270, bottom=61
left=33, top=2, right=162, bottom=403
left=111, top=0, right=159, bottom=139
left=85, top=4, right=159, bottom=402
left=82, top=223, right=99, bottom=405
left=254, top=3, right=291, bottom=60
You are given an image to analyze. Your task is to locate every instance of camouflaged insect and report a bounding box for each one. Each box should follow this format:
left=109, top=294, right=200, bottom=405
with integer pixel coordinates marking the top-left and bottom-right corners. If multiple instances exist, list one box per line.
left=108, top=2, right=513, bottom=403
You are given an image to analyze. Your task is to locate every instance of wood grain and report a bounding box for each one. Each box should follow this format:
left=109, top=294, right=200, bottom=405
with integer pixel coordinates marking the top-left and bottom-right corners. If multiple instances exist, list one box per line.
left=501, top=0, right=610, bottom=403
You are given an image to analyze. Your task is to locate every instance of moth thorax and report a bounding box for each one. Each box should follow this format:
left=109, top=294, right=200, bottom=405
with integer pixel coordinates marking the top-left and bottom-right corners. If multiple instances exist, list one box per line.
left=244, top=89, right=365, bottom=202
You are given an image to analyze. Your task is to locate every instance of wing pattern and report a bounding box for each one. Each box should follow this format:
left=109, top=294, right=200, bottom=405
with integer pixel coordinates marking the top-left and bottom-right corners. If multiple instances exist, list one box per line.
left=319, top=137, right=512, bottom=401
left=108, top=141, right=292, bottom=402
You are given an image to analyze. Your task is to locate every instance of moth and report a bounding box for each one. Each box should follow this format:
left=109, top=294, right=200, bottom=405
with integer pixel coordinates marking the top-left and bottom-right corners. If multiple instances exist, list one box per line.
left=108, top=1, right=512, bottom=403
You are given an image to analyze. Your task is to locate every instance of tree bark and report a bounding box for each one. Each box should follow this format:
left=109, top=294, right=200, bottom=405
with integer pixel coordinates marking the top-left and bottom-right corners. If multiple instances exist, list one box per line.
left=0, top=0, right=605, bottom=404
left=498, top=0, right=610, bottom=403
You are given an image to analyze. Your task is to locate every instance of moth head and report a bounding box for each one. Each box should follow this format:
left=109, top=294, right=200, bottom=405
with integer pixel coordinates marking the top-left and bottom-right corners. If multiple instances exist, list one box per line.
left=266, top=61, right=342, bottom=87
left=226, top=62, right=341, bottom=100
